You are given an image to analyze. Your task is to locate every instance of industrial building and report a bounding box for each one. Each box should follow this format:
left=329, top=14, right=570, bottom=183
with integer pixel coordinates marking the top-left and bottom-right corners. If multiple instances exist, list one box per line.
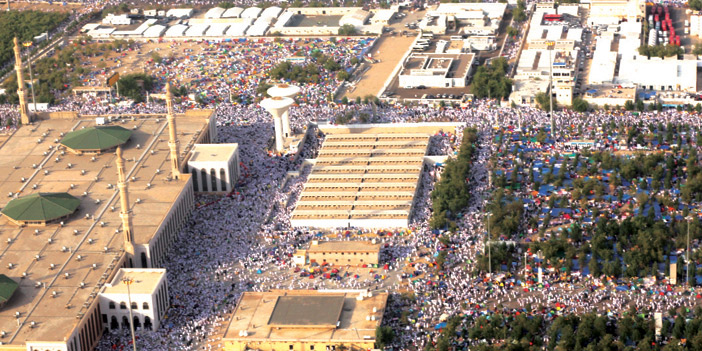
left=583, top=0, right=645, bottom=25
left=421, top=3, right=507, bottom=35
left=272, top=7, right=382, bottom=35
left=0, top=94, right=217, bottom=350
left=398, top=53, right=475, bottom=89
left=222, top=290, right=388, bottom=351
left=293, top=240, right=381, bottom=266
left=616, top=55, right=697, bottom=92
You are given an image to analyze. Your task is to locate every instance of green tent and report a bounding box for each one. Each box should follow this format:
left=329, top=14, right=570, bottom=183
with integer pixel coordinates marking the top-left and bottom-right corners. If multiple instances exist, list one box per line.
left=2, top=193, right=80, bottom=223
left=0, top=274, right=18, bottom=306
left=60, top=126, right=132, bottom=152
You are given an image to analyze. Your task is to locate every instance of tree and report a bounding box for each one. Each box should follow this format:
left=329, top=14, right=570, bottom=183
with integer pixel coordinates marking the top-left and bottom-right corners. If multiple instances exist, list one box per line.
left=117, top=73, right=154, bottom=103
left=691, top=0, right=702, bottom=11
left=507, top=26, right=518, bottom=37
left=636, top=99, right=645, bottom=112
left=513, top=1, right=527, bottom=22
left=338, top=24, right=357, bottom=35
left=336, top=70, right=350, bottom=81
left=0, top=10, right=69, bottom=68
left=572, top=97, right=589, bottom=112
left=470, top=58, right=512, bottom=100
left=375, top=326, right=394, bottom=349
left=624, top=100, right=635, bottom=111
left=535, top=92, right=555, bottom=111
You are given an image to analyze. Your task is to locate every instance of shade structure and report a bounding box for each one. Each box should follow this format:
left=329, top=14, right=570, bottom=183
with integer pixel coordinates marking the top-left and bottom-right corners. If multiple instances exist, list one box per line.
left=2, top=192, right=80, bottom=225
left=0, top=274, right=18, bottom=308
left=60, top=126, right=132, bottom=154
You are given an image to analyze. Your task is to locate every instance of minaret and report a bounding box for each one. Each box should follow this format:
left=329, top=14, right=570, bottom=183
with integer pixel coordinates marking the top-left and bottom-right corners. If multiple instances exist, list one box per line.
left=166, top=82, right=181, bottom=179
left=13, top=38, right=29, bottom=125
left=116, top=146, right=135, bottom=257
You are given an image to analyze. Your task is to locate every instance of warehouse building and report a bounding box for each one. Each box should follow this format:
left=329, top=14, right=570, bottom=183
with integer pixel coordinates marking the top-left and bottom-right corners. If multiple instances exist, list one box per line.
left=222, top=290, right=388, bottom=351
left=584, top=0, right=645, bottom=25
left=398, top=53, right=476, bottom=89
left=293, top=240, right=381, bottom=266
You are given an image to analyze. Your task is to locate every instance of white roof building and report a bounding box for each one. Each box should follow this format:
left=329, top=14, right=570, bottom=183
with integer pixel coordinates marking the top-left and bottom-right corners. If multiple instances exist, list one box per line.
left=205, top=7, right=226, bottom=19
left=566, top=28, right=583, bottom=42
left=339, top=9, right=371, bottom=28
left=589, top=50, right=617, bottom=84
left=185, top=24, right=210, bottom=37
left=186, top=144, right=240, bottom=194
left=99, top=269, right=169, bottom=332
left=164, top=24, right=189, bottom=37
left=241, top=7, right=262, bottom=19
left=143, top=24, right=167, bottom=38
left=205, top=23, right=230, bottom=36
left=260, top=6, right=283, bottom=20
left=166, top=8, right=194, bottom=18
left=222, top=7, right=244, bottom=18
left=371, top=9, right=395, bottom=24
left=245, top=23, right=269, bottom=36
left=616, top=55, right=698, bottom=92
left=226, top=23, right=250, bottom=36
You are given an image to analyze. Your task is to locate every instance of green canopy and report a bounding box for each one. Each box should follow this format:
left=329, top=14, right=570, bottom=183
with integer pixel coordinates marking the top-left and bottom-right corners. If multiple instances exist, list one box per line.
left=60, top=126, right=132, bottom=152
left=2, top=193, right=80, bottom=222
left=0, top=274, right=18, bottom=304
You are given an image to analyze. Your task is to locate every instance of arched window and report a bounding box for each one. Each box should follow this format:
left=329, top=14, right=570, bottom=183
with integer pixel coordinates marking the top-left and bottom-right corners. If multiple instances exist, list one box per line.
left=131, top=302, right=137, bottom=310
left=144, top=316, right=152, bottom=330
left=122, top=316, right=129, bottom=329
left=200, top=169, right=207, bottom=192
left=192, top=169, right=199, bottom=191
left=220, top=168, right=227, bottom=191
left=110, top=316, right=119, bottom=330
left=120, top=302, right=127, bottom=310
left=141, top=252, right=148, bottom=268
left=133, top=316, right=141, bottom=329
left=108, top=301, right=115, bottom=309
left=210, top=168, right=217, bottom=192
left=143, top=302, right=149, bottom=310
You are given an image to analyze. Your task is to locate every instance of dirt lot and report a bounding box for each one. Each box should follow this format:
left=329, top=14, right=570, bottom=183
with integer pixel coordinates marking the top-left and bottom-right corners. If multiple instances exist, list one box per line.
left=341, top=34, right=415, bottom=99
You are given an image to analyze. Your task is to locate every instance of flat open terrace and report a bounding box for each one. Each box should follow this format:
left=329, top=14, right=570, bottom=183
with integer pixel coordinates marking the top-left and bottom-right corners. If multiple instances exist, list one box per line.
left=0, top=111, right=213, bottom=349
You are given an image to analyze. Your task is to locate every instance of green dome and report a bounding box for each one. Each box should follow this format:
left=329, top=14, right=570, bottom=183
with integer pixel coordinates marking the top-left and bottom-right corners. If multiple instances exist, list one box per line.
left=2, top=192, right=80, bottom=222
left=60, top=125, right=132, bottom=152
left=0, top=275, right=18, bottom=306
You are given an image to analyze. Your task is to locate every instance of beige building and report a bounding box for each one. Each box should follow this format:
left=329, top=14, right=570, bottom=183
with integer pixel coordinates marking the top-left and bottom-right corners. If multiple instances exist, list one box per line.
left=0, top=109, right=216, bottom=351
left=584, top=0, right=645, bottom=25
left=186, top=143, right=240, bottom=194
left=293, top=240, right=381, bottom=266
left=222, top=290, right=388, bottom=351
left=582, top=85, right=637, bottom=107
left=98, top=268, right=169, bottom=332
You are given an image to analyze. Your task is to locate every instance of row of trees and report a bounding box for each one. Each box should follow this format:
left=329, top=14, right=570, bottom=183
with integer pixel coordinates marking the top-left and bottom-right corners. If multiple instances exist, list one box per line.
left=430, top=128, right=479, bottom=230
left=268, top=52, right=346, bottom=84
left=436, top=308, right=702, bottom=351
left=637, top=44, right=683, bottom=59
left=470, top=57, right=512, bottom=100
left=0, top=10, right=68, bottom=68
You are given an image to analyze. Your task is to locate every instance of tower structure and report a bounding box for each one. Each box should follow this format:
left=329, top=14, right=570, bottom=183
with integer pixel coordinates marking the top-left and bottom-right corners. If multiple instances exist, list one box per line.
left=165, top=82, right=181, bottom=179
left=260, top=97, right=294, bottom=153
left=13, top=37, right=30, bottom=125
left=116, top=146, right=135, bottom=258
left=267, top=84, right=300, bottom=138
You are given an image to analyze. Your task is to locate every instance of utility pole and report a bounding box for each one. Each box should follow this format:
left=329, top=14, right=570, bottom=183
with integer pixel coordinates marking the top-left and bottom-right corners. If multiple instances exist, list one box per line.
left=123, top=278, right=138, bottom=351
left=487, top=212, right=491, bottom=276
left=688, top=217, right=692, bottom=287
left=547, top=41, right=555, bottom=137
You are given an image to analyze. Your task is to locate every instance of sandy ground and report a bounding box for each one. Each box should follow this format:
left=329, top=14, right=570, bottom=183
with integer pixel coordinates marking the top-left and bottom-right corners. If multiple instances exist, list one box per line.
left=342, top=34, right=415, bottom=99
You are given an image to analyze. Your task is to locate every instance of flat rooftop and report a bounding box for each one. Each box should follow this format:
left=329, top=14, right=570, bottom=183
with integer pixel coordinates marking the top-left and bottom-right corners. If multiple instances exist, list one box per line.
left=223, top=290, right=388, bottom=343
left=268, top=295, right=345, bottom=328
left=0, top=111, right=213, bottom=346
left=101, top=268, right=165, bottom=295
left=286, top=14, right=342, bottom=27
left=400, top=53, right=475, bottom=79
left=188, top=143, right=238, bottom=163
left=307, top=241, right=380, bottom=253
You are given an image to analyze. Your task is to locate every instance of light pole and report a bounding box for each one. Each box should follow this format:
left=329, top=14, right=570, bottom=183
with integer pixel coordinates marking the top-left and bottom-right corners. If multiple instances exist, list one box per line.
left=22, top=41, right=37, bottom=113
left=687, top=216, right=693, bottom=287
left=122, top=278, right=138, bottom=351
left=546, top=41, right=555, bottom=137
left=486, top=212, right=491, bottom=276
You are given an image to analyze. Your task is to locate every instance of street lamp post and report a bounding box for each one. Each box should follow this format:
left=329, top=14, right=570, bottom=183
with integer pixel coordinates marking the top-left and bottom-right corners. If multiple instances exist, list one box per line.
left=486, top=212, right=491, bottom=276
left=122, top=278, right=138, bottom=351
left=22, top=42, right=37, bottom=113
left=546, top=41, right=555, bottom=137
left=685, top=216, right=692, bottom=287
